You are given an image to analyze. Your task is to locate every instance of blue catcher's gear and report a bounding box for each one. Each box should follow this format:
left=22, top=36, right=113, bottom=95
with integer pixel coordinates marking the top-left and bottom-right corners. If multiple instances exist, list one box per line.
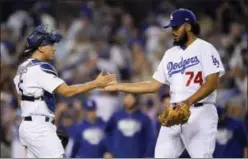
left=25, top=25, right=62, bottom=53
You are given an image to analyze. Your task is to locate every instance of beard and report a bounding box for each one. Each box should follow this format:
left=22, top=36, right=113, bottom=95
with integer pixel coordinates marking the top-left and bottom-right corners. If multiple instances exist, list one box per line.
left=173, top=31, right=188, bottom=48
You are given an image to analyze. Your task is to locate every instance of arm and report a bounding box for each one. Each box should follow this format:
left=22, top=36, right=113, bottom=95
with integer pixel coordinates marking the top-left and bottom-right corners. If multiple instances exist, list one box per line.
left=184, top=73, right=219, bottom=106
left=55, top=72, right=116, bottom=97
left=55, top=81, right=99, bottom=97
left=104, top=79, right=163, bottom=94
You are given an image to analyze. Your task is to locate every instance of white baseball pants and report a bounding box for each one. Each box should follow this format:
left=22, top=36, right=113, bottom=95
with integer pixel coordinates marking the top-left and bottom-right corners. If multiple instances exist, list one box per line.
left=155, top=104, right=218, bottom=158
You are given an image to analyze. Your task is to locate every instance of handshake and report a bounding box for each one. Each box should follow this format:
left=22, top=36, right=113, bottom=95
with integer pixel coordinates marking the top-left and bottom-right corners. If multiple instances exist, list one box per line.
left=93, top=72, right=119, bottom=92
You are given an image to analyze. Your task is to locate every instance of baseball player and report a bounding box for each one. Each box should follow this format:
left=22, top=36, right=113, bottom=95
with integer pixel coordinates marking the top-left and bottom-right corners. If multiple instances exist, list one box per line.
left=214, top=106, right=248, bottom=158
left=104, top=93, right=155, bottom=158
left=105, top=8, right=225, bottom=158
left=70, top=99, right=106, bottom=158
left=13, top=25, right=116, bottom=158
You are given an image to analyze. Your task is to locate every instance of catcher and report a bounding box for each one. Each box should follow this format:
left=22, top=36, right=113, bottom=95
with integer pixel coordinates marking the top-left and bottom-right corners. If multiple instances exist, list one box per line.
left=13, top=25, right=116, bottom=158
left=104, top=8, right=225, bottom=158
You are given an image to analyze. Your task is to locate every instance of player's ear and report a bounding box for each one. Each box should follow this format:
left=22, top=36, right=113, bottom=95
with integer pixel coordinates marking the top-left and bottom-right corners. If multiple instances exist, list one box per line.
left=185, top=23, right=192, bottom=32
left=38, top=46, right=45, bottom=53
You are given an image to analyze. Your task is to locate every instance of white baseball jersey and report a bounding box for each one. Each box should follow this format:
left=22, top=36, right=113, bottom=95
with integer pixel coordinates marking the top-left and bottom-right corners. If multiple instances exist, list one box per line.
left=153, top=38, right=225, bottom=104
left=13, top=58, right=65, bottom=118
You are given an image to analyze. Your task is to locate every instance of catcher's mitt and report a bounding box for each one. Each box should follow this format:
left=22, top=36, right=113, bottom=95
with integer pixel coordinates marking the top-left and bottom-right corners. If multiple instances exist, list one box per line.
left=158, top=103, right=191, bottom=127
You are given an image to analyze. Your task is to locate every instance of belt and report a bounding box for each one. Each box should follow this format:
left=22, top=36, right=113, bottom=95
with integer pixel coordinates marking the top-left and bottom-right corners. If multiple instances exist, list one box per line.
left=23, top=116, right=55, bottom=124
left=21, top=95, right=44, bottom=101
left=172, top=103, right=204, bottom=107
left=193, top=103, right=204, bottom=107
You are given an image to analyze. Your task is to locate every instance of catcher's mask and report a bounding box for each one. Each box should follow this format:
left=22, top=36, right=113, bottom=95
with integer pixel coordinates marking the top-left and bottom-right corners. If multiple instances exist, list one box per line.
left=24, top=25, right=62, bottom=53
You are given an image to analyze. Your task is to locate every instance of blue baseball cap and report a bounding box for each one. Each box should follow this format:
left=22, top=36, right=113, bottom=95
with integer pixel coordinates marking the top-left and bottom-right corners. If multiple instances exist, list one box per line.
left=83, top=99, right=97, bottom=111
left=164, top=8, right=197, bottom=29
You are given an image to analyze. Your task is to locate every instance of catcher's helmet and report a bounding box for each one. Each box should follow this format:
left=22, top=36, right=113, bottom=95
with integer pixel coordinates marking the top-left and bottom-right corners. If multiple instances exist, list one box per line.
left=164, top=8, right=197, bottom=29
left=24, top=25, right=62, bottom=53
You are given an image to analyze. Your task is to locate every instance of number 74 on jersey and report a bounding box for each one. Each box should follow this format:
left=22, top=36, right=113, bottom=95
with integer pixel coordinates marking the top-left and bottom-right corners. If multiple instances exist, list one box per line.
left=185, top=71, right=203, bottom=86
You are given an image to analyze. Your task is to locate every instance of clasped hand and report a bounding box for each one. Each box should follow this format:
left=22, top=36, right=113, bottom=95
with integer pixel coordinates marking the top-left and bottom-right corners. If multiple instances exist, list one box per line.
left=94, top=72, right=118, bottom=91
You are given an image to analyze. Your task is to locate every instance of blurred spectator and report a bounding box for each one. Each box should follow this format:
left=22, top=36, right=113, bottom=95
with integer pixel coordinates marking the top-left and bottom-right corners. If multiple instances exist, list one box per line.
left=109, top=31, right=132, bottom=81
left=31, top=1, right=56, bottom=29
left=156, top=1, right=176, bottom=27
left=6, top=10, right=33, bottom=42
left=228, top=48, right=247, bottom=101
left=141, top=93, right=163, bottom=138
left=92, top=35, right=121, bottom=80
left=91, top=0, right=113, bottom=31
left=226, top=96, right=247, bottom=120
left=1, top=24, right=16, bottom=65
left=67, top=3, right=95, bottom=41
left=117, top=13, right=134, bottom=44
left=197, top=12, right=214, bottom=37
left=131, top=42, right=152, bottom=80
left=89, top=91, right=121, bottom=122
left=58, top=28, right=97, bottom=83
left=104, top=93, right=155, bottom=158
left=55, top=101, right=69, bottom=126
left=6, top=1, right=55, bottom=42
left=213, top=106, right=248, bottom=158
left=70, top=99, right=106, bottom=158
left=58, top=109, right=78, bottom=137
left=56, top=100, right=83, bottom=157
left=72, top=99, right=85, bottom=123
left=144, top=12, right=162, bottom=55
left=216, top=1, right=240, bottom=34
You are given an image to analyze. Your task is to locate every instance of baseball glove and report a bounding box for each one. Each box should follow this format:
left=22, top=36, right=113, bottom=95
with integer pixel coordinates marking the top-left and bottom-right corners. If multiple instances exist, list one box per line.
left=158, top=103, right=191, bottom=127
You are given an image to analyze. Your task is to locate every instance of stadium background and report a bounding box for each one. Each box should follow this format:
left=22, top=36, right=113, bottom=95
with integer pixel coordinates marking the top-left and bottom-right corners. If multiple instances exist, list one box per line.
left=1, top=0, right=247, bottom=158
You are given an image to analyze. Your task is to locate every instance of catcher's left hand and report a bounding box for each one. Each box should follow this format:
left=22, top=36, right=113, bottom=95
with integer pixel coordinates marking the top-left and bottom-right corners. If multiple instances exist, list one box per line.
left=158, top=102, right=191, bottom=127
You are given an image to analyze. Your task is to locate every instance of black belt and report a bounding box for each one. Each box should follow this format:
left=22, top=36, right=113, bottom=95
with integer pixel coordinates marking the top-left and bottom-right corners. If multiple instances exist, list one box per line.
left=24, top=116, right=55, bottom=124
left=21, top=95, right=44, bottom=101
left=172, top=103, right=204, bottom=107
left=193, top=103, right=204, bottom=107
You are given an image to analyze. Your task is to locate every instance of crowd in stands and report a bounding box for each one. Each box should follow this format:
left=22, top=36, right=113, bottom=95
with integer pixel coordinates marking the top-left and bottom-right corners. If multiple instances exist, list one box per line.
left=1, top=0, right=247, bottom=158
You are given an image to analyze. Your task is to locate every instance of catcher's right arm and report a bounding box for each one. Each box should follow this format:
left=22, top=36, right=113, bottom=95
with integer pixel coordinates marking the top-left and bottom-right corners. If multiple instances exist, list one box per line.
left=158, top=103, right=191, bottom=127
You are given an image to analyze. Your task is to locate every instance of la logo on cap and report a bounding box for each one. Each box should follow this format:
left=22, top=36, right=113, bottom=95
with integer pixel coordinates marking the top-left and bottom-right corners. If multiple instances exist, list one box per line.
left=170, top=14, right=173, bottom=20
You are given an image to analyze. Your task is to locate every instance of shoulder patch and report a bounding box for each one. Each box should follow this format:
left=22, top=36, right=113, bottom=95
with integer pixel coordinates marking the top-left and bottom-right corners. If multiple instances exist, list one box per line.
left=40, top=63, right=58, bottom=76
